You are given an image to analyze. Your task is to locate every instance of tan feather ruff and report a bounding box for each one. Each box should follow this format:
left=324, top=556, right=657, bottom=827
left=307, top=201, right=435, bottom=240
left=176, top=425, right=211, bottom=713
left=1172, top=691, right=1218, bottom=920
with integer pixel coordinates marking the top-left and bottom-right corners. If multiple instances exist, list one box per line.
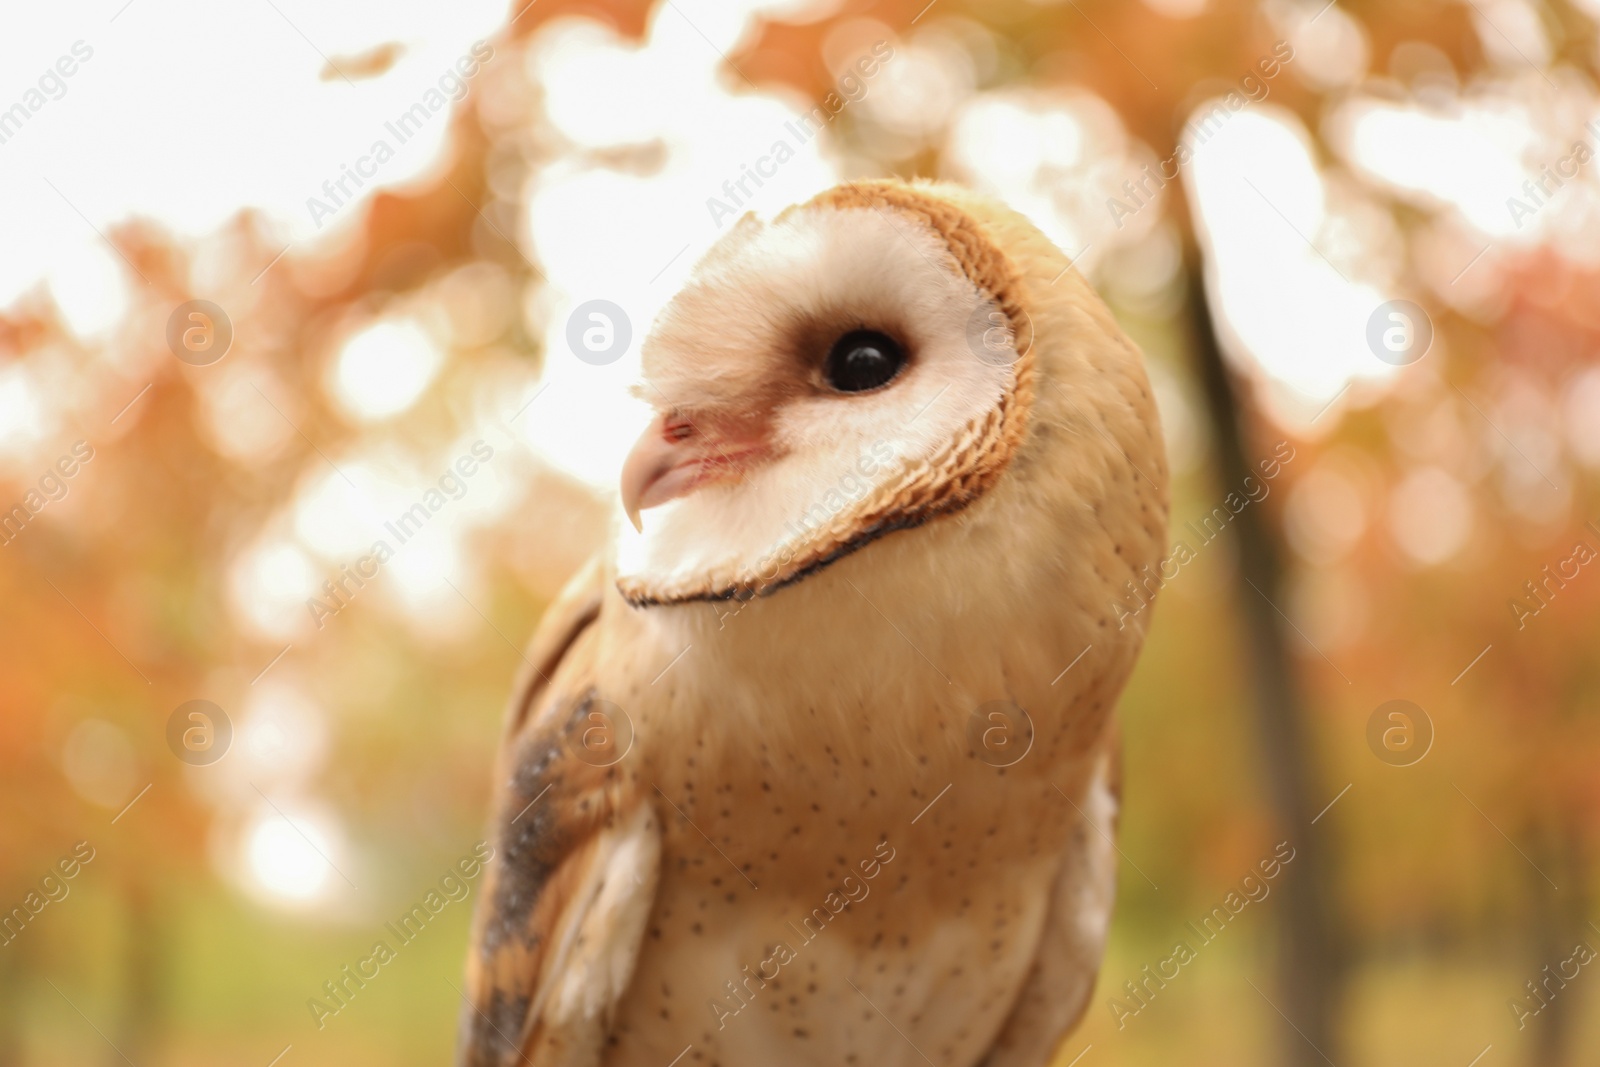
left=617, top=180, right=1038, bottom=606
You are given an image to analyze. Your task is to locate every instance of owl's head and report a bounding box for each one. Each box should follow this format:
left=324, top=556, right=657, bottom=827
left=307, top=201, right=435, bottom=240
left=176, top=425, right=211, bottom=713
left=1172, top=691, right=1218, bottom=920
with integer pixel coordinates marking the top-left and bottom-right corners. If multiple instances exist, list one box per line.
left=615, top=179, right=1165, bottom=610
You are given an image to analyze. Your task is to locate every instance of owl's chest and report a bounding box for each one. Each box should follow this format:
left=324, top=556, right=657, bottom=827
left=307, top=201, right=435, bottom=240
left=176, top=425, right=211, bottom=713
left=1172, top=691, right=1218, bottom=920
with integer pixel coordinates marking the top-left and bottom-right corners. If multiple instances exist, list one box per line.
left=603, top=716, right=1077, bottom=1066
left=594, top=555, right=1100, bottom=1064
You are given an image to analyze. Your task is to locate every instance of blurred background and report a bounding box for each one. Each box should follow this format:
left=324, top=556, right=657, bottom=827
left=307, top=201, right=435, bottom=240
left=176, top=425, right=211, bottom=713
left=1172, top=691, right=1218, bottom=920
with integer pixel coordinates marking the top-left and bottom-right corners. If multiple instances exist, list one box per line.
left=2, top=0, right=1597, bottom=1064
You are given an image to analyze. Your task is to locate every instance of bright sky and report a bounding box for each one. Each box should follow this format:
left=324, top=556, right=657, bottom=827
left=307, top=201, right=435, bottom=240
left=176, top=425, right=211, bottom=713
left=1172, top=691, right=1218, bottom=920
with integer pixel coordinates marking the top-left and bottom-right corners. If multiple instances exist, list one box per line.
left=516, top=5, right=845, bottom=487
left=0, top=0, right=514, bottom=364
left=1187, top=105, right=1400, bottom=405
left=5, top=0, right=1591, bottom=457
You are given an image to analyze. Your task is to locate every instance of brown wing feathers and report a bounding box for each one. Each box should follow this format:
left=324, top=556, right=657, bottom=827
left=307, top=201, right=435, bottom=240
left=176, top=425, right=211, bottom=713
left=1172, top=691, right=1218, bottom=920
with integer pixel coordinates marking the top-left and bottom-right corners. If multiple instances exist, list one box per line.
left=459, top=563, right=648, bottom=1066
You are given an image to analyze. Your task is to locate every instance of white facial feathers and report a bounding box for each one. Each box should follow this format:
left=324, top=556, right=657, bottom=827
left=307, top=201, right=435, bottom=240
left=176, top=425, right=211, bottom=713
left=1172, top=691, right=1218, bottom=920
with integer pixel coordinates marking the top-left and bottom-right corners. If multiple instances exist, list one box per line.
left=616, top=203, right=1018, bottom=603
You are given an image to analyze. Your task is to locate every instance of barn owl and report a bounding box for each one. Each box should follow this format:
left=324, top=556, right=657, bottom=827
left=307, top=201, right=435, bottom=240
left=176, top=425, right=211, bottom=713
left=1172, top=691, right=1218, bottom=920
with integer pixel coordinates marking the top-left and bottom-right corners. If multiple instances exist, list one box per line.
left=458, top=179, right=1168, bottom=1067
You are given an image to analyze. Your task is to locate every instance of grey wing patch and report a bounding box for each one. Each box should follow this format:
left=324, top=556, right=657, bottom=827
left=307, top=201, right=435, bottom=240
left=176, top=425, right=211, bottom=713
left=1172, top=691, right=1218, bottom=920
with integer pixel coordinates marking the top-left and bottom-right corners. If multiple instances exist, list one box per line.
left=460, top=709, right=662, bottom=1067
left=459, top=556, right=662, bottom=1066
left=459, top=801, right=661, bottom=1067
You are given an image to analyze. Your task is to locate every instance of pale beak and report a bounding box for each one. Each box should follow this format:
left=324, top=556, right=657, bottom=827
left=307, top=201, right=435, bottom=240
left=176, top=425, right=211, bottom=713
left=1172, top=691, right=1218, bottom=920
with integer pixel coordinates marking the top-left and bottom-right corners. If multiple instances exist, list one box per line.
left=619, top=412, right=767, bottom=532
left=620, top=413, right=691, bottom=533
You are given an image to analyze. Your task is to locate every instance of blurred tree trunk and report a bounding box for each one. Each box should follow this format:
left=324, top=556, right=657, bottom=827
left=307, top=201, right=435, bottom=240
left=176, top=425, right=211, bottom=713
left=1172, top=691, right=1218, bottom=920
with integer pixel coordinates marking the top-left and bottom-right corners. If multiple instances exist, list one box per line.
left=0, top=926, right=28, bottom=1064
left=1528, top=821, right=1587, bottom=1066
left=1528, top=875, right=1569, bottom=1067
left=1181, top=244, right=1347, bottom=1066
left=112, top=879, right=165, bottom=1066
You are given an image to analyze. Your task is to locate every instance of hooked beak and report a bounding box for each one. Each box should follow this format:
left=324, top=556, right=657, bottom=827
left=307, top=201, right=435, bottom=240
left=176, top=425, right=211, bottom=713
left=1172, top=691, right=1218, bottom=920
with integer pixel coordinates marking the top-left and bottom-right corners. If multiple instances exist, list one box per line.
left=619, top=412, right=768, bottom=532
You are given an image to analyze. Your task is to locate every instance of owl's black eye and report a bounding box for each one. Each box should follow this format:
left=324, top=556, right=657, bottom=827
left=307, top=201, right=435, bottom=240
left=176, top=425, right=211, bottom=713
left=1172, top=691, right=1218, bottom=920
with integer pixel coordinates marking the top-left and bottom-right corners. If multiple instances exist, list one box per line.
left=824, top=330, right=905, bottom=393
